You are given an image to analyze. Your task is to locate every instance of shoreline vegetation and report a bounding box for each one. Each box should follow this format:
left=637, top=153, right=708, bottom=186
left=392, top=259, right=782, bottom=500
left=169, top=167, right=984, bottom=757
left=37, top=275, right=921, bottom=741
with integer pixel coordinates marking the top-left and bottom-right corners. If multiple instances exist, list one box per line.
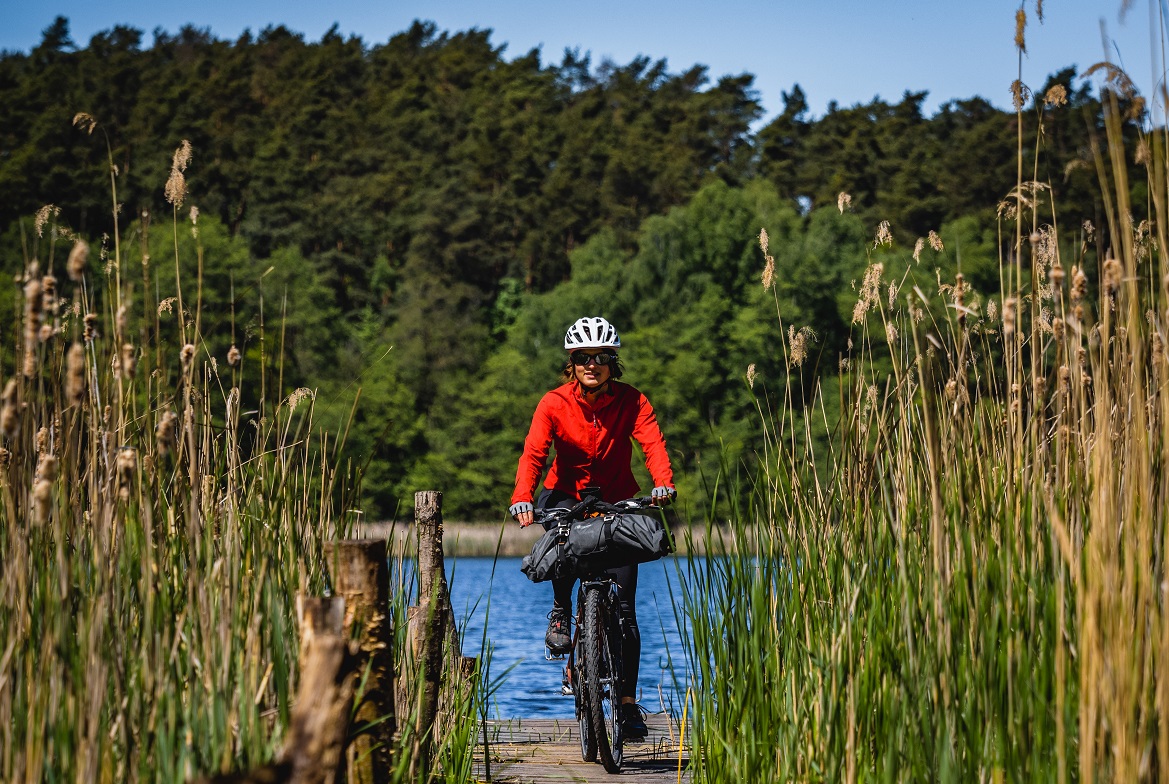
left=5, top=3, right=1167, bottom=782
left=358, top=519, right=755, bottom=558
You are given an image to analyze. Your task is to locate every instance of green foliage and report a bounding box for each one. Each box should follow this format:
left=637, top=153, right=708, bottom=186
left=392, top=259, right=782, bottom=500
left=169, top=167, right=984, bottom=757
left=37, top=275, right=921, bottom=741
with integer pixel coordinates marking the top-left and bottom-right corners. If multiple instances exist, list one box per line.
left=0, top=18, right=1149, bottom=519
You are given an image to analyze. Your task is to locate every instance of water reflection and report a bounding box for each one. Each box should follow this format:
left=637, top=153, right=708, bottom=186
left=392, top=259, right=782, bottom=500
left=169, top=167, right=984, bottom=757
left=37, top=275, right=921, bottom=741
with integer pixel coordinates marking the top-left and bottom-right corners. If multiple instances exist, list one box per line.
left=445, top=556, right=692, bottom=719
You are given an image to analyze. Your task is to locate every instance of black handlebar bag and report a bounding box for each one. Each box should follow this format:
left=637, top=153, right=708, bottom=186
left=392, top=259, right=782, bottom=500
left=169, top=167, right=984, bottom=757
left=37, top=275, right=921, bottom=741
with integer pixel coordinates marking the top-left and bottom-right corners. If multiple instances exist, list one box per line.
left=522, top=512, right=671, bottom=583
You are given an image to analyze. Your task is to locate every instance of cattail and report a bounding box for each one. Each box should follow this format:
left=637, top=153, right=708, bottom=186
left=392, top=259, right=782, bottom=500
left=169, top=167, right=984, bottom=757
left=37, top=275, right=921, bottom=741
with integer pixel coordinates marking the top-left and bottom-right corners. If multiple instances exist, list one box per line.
left=1044, top=84, right=1068, bottom=107
left=1051, top=263, right=1065, bottom=288
left=886, top=322, right=899, bottom=342
left=913, top=238, right=924, bottom=263
left=954, top=273, right=966, bottom=327
left=1014, top=8, right=1027, bottom=53
left=1058, top=365, right=1071, bottom=394
left=1010, top=80, right=1029, bottom=112
left=1074, top=305, right=1085, bottom=322
left=42, top=274, right=56, bottom=314
left=34, top=205, right=56, bottom=238
left=1010, top=383, right=1021, bottom=414
left=0, top=380, right=18, bottom=438
left=1153, top=332, right=1164, bottom=368
left=181, top=343, right=196, bottom=371
left=945, top=379, right=958, bottom=400
left=36, top=453, right=57, bottom=483
left=1081, top=371, right=1093, bottom=387
left=758, top=228, right=769, bottom=255
left=32, top=454, right=58, bottom=526
left=22, top=278, right=43, bottom=378
left=116, top=305, right=128, bottom=338
left=1103, top=258, right=1122, bottom=294
left=32, top=477, right=52, bottom=525
left=67, top=240, right=89, bottom=281
left=928, top=230, right=943, bottom=252
left=38, top=324, right=52, bottom=343
left=156, top=410, right=178, bottom=457
left=1034, top=376, right=1047, bottom=400
left=1053, top=318, right=1065, bottom=343
left=837, top=192, right=851, bottom=214
left=165, top=140, right=193, bottom=208
left=762, top=255, right=775, bottom=291
left=121, top=344, right=137, bottom=379
left=227, top=345, right=241, bottom=367
left=1003, top=297, right=1017, bottom=341
left=116, top=448, right=137, bottom=502
left=66, top=342, right=86, bottom=406
left=1071, top=266, right=1088, bottom=302
left=788, top=326, right=808, bottom=368
left=1077, top=347, right=1088, bottom=367
left=287, top=387, right=314, bottom=412
left=853, top=263, right=884, bottom=323
left=24, top=278, right=43, bottom=325
left=83, top=313, right=98, bottom=343
left=0, top=448, right=9, bottom=468
left=874, top=221, right=892, bottom=248
left=35, top=426, right=48, bottom=455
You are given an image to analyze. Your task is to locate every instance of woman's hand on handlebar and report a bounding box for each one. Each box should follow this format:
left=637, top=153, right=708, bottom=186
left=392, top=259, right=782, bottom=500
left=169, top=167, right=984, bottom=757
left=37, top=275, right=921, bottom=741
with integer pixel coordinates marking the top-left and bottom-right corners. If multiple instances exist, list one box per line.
left=509, top=501, right=535, bottom=527
left=651, top=486, right=677, bottom=506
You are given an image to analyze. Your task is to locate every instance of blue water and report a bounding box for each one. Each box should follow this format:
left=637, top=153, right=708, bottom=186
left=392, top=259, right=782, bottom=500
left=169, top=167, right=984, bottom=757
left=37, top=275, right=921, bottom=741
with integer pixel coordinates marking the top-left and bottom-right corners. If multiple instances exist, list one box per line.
left=444, top=556, right=693, bottom=719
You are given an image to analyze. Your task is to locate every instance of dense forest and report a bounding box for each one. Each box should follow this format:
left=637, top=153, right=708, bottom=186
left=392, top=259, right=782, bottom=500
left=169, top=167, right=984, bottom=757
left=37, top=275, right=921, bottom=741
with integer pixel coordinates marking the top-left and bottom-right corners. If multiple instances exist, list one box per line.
left=0, top=17, right=1147, bottom=518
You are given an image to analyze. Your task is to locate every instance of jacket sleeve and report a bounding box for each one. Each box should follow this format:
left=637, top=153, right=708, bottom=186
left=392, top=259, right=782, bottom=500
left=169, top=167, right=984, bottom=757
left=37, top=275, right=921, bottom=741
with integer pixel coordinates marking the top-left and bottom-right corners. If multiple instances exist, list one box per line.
left=511, top=394, right=555, bottom=505
left=631, top=392, right=674, bottom=488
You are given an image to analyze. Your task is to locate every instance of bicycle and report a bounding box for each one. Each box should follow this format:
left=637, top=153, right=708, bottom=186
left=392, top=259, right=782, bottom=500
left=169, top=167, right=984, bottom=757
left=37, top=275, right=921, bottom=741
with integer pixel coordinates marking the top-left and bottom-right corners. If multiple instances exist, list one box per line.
left=535, top=494, right=657, bottom=773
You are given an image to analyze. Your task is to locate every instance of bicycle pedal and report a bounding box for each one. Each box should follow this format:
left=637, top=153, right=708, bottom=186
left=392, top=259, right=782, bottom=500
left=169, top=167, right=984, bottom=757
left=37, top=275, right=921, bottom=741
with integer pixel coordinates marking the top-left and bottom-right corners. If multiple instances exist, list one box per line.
left=544, top=647, right=567, bottom=661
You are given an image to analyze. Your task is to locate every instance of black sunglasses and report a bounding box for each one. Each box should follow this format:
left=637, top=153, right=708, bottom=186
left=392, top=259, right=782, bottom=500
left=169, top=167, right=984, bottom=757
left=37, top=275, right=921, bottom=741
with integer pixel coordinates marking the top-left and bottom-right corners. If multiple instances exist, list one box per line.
left=570, top=351, right=617, bottom=366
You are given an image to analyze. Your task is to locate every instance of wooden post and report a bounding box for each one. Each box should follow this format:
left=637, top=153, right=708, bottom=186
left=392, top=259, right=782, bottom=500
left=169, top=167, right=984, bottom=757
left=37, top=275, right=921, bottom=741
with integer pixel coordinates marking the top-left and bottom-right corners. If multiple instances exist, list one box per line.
left=191, top=597, right=353, bottom=784
left=281, top=595, right=355, bottom=784
left=411, top=490, right=448, bottom=782
left=325, top=540, right=395, bottom=784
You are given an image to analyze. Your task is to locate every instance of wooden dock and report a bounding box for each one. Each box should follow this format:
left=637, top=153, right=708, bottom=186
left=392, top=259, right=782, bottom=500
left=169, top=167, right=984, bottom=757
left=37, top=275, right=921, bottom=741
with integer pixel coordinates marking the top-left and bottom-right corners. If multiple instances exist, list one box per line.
left=475, top=714, right=690, bottom=783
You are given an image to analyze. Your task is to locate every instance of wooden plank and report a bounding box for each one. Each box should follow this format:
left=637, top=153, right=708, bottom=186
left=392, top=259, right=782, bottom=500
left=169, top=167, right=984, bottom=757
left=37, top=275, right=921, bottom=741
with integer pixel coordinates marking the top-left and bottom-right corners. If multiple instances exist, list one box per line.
left=474, top=715, right=689, bottom=783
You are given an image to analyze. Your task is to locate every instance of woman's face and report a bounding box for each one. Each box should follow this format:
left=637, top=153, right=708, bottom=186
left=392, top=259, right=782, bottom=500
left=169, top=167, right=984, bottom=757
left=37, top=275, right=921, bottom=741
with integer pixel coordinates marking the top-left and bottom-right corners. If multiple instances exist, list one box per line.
left=570, top=349, right=613, bottom=389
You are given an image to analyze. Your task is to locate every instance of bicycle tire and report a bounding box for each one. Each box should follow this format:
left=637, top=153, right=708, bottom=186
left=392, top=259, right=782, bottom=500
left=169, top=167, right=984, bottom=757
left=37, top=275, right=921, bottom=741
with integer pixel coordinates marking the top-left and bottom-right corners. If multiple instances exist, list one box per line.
left=582, top=586, right=623, bottom=772
left=572, top=650, right=596, bottom=761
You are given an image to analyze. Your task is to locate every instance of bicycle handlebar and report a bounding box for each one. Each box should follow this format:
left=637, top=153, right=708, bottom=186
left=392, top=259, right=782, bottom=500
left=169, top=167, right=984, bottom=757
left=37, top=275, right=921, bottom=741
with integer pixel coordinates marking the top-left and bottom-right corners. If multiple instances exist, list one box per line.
left=534, top=496, right=656, bottom=527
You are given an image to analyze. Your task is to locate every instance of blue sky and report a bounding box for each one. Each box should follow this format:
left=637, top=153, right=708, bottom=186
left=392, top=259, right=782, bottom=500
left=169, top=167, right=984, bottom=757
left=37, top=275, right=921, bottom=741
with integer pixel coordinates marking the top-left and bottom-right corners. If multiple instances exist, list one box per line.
left=1, top=1, right=1160, bottom=121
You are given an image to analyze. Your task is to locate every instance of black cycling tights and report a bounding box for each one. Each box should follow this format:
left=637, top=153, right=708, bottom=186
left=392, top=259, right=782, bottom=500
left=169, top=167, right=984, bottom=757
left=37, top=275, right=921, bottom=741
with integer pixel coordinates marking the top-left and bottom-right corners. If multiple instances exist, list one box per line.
left=537, top=488, right=640, bottom=700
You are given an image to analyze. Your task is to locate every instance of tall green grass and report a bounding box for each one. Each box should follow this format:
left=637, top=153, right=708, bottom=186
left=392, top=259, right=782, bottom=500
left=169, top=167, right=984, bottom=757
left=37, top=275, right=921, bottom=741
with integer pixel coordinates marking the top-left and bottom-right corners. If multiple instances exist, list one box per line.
left=680, top=26, right=1168, bottom=784
left=0, top=133, right=482, bottom=782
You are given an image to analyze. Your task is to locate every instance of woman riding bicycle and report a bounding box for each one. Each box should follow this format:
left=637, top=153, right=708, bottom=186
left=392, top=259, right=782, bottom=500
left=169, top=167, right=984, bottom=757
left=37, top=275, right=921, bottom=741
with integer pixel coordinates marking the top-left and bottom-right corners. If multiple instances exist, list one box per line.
left=509, top=316, right=676, bottom=739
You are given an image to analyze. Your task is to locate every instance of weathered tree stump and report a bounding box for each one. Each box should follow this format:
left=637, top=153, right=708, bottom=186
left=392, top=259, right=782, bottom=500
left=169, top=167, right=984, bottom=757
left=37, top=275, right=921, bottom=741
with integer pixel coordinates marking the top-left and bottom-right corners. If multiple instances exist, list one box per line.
left=411, top=490, right=448, bottom=783
left=280, top=595, right=356, bottom=784
left=195, top=597, right=356, bottom=784
left=324, top=539, right=396, bottom=784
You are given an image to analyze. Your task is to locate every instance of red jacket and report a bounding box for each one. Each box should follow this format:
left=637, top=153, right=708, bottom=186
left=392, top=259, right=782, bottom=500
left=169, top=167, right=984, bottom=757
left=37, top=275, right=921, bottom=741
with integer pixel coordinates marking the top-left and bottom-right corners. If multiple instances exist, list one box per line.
left=511, top=381, right=674, bottom=505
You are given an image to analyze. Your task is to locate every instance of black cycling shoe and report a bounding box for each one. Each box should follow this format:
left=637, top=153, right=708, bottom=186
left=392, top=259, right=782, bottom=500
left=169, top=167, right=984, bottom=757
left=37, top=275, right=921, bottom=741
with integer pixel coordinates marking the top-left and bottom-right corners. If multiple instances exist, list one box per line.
left=618, top=703, right=649, bottom=739
left=545, top=606, right=572, bottom=654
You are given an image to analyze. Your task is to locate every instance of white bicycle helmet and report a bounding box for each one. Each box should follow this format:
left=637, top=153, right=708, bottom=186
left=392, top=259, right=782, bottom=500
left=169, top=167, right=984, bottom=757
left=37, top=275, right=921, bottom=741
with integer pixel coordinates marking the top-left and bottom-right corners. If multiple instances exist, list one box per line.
left=564, top=316, right=621, bottom=350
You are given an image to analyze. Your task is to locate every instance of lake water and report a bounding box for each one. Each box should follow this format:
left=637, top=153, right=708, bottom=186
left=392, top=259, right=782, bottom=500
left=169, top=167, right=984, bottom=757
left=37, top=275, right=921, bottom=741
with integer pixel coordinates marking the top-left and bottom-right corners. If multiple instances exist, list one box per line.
left=444, top=556, right=693, bottom=719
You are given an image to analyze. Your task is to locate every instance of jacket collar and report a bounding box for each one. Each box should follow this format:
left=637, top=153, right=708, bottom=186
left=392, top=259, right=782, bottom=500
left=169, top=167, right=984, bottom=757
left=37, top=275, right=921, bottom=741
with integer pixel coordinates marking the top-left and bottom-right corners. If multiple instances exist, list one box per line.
left=571, top=380, right=616, bottom=409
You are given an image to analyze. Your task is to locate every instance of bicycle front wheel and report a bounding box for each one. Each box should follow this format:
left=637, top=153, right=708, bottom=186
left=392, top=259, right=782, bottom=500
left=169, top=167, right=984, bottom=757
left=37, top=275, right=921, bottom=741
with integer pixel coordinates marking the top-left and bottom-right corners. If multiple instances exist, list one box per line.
left=581, top=586, right=622, bottom=772
left=572, top=652, right=596, bottom=761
